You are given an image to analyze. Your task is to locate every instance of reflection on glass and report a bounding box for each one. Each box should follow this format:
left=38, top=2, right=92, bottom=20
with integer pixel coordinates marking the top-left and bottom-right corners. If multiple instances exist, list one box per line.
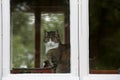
left=89, top=0, right=120, bottom=74
left=10, top=0, right=70, bottom=73
left=40, top=13, right=65, bottom=68
left=11, top=13, right=35, bottom=69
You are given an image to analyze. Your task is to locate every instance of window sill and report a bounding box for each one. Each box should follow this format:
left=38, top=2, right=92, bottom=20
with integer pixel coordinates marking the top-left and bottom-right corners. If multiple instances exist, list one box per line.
left=2, top=74, right=79, bottom=80
left=90, top=70, right=119, bottom=74
left=11, top=68, right=52, bottom=73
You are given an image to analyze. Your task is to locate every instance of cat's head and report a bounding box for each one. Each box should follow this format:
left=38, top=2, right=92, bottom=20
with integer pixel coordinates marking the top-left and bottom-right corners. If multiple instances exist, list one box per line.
left=44, top=30, right=61, bottom=47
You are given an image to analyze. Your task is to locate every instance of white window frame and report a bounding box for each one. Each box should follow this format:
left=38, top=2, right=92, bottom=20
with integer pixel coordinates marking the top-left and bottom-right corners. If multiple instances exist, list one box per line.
left=1, top=0, right=120, bottom=80
left=0, top=0, right=2, bottom=79
left=1, top=0, right=79, bottom=80
left=79, top=0, right=120, bottom=80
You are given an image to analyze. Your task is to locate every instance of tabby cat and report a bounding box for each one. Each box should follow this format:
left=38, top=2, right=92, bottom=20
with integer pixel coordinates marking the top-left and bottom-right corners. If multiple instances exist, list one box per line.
left=44, top=30, right=70, bottom=73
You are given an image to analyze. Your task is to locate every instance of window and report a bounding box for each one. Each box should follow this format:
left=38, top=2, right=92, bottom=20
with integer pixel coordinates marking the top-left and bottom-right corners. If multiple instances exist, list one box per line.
left=2, top=0, right=120, bottom=80
left=10, top=0, right=70, bottom=73
left=79, top=0, right=120, bottom=80
left=89, top=0, right=120, bottom=74
left=1, top=0, right=79, bottom=80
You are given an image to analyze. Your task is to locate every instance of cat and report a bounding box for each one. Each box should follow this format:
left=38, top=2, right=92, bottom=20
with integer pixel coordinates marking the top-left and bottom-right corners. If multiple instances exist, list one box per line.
left=44, top=30, right=70, bottom=73
left=44, top=31, right=60, bottom=54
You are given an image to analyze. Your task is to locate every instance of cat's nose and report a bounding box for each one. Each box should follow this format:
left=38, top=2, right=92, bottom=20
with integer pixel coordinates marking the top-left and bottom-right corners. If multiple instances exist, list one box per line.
left=49, top=43, right=53, bottom=46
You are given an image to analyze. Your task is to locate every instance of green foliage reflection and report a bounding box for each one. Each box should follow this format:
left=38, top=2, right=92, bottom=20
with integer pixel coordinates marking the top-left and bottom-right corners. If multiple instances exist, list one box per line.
left=11, top=12, right=34, bottom=68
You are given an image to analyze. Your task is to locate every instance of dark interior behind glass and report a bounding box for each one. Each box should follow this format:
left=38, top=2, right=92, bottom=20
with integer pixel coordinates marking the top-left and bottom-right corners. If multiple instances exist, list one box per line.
left=89, top=0, right=120, bottom=74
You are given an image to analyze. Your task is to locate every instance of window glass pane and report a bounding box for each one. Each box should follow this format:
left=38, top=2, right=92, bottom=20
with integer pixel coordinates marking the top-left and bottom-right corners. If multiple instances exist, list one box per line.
left=89, top=0, right=120, bottom=74
left=40, top=13, right=65, bottom=68
left=10, top=0, right=70, bottom=73
left=11, top=13, right=35, bottom=69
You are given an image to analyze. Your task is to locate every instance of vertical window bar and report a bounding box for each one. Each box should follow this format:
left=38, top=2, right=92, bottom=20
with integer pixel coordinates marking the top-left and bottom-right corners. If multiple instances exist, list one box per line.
left=35, top=10, right=41, bottom=68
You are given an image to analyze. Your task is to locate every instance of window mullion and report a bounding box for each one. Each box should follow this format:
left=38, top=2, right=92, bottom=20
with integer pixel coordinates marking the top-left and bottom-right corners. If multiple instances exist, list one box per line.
left=35, top=10, right=41, bottom=68
left=0, top=0, right=2, bottom=79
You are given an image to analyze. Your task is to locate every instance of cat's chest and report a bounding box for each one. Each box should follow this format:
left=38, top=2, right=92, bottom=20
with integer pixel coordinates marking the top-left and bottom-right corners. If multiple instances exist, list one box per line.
left=45, top=41, right=59, bottom=54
